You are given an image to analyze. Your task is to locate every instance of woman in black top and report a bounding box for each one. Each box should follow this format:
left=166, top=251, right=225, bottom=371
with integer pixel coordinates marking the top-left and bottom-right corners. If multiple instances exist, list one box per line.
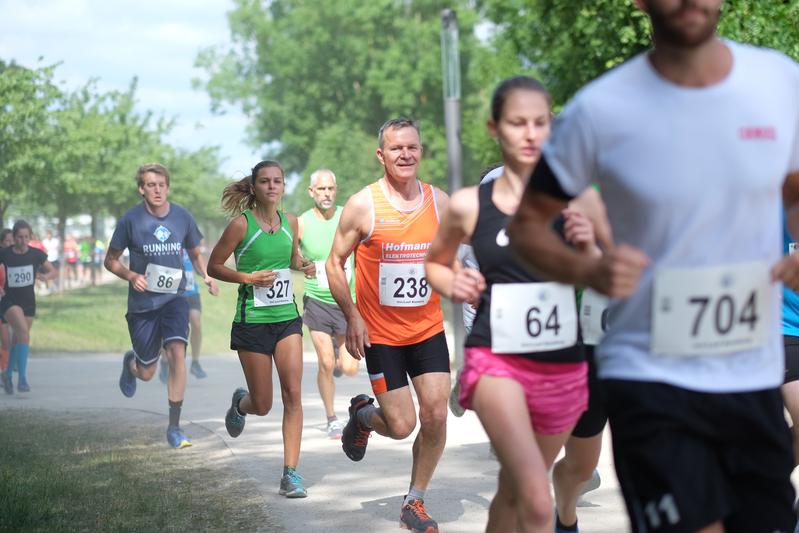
left=0, top=220, right=56, bottom=393
left=425, top=77, right=604, bottom=532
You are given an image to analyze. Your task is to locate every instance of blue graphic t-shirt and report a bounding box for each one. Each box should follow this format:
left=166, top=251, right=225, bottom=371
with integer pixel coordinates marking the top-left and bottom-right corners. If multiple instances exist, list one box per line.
left=182, top=250, right=199, bottom=297
left=110, top=202, right=203, bottom=313
left=784, top=214, right=799, bottom=336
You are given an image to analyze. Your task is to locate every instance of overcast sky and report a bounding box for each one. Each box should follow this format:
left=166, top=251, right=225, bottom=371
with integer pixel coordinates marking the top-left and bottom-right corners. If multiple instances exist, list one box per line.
left=0, top=0, right=258, bottom=179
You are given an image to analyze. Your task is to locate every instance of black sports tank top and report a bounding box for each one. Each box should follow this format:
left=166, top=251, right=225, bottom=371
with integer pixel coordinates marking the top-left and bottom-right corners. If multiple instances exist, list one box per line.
left=464, top=180, right=584, bottom=363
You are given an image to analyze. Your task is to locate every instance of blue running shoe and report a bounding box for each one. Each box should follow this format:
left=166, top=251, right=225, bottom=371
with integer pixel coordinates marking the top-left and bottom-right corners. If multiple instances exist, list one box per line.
left=119, top=351, right=137, bottom=398
left=166, top=425, right=192, bottom=449
left=279, top=468, right=308, bottom=498
left=225, top=387, right=248, bottom=438
left=2, top=370, right=13, bottom=395
left=190, top=361, right=207, bottom=379
left=17, top=379, right=30, bottom=393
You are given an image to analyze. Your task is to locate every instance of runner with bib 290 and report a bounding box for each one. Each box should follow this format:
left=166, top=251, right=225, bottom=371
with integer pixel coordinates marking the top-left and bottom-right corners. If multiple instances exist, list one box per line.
left=0, top=220, right=56, bottom=394
left=208, top=160, right=315, bottom=499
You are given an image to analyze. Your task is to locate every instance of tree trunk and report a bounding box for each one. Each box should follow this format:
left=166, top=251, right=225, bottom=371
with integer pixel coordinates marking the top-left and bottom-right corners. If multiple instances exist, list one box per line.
left=57, top=209, right=67, bottom=295
left=90, top=212, right=98, bottom=286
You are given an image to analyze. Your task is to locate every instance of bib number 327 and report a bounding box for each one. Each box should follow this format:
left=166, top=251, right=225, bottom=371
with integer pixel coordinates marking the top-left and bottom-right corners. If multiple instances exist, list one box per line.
left=253, top=268, right=293, bottom=307
left=651, top=261, right=770, bottom=356
left=491, top=282, right=577, bottom=353
left=379, top=262, right=431, bottom=307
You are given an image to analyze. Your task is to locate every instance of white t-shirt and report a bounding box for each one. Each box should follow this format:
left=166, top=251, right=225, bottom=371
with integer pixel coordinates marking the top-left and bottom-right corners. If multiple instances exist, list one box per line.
left=42, top=237, right=60, bottom=262
left=542, top=41, right=799, bottom=393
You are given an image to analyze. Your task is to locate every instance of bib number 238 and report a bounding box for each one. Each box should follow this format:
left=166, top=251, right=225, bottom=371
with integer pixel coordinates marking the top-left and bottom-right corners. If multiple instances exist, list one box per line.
left=490, top=282, right=577, bottom=353
left=651, top=262, right=770, bottom=356
left=379, top=262, right=431, bottom=307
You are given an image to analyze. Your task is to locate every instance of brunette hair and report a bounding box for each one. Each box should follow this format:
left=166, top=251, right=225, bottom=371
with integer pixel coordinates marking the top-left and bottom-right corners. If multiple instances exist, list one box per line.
left=490, top=76, right=551, bottom=123
left=221, top=160, right=284, bottom=216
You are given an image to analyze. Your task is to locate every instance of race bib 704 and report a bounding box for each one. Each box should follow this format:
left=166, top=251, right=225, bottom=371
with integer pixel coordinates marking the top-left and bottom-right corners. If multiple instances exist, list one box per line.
left=651, top=261, right=770, bottom=356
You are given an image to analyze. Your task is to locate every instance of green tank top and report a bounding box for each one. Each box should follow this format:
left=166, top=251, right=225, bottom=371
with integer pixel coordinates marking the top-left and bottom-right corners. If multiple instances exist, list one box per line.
left=299, top=206, right=355, bottom=305
left=233, top=210, right=299, bottom=323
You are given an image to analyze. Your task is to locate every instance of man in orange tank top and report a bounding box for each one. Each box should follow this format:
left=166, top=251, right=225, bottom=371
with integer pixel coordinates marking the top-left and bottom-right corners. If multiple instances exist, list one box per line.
left=327, top=118, right=449, bottom=533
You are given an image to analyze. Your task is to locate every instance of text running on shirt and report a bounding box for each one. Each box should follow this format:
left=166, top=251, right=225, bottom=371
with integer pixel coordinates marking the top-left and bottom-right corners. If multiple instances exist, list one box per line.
left=142, top=242, right=182, bottom=256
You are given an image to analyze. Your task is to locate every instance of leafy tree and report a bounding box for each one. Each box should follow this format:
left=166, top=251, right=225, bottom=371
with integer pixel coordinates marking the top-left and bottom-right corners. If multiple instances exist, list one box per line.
left=0, top=60, right=61, bottom=226
left=479, top=0, right=799, bottom=107
left=196, top=0, right=490, bottom=193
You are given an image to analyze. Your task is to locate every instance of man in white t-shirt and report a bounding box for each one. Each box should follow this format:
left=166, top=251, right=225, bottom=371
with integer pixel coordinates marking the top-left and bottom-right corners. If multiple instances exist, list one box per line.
left=508, top=1, right=799, bottom=532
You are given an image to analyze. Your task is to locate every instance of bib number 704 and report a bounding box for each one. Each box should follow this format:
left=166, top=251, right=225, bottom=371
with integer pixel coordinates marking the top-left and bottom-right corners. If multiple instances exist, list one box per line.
left=688, top=291, right=758, bottom=337
left=651, top=262, right=769, bottom=356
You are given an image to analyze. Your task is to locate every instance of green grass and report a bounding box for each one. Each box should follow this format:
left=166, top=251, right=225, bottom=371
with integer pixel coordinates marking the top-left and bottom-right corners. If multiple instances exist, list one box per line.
left=33, top=275, right=312, bottom=354
left=0, top=409, right=280, bottom=532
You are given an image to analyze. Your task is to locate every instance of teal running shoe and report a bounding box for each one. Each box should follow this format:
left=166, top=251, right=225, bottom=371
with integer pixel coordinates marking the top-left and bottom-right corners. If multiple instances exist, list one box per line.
left=119, top=351, right=137, bottom=398
left=225, top=388, right=248, bottom=438
left=279, top=468, right=308, bottom=498
left=166, top=425, right=192, bottom=449
left=190, top=361, right=207, bottom=379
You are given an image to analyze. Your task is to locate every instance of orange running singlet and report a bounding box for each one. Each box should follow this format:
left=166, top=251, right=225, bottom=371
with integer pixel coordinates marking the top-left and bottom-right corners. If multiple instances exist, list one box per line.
left=355, top=179, right=444, bottom=346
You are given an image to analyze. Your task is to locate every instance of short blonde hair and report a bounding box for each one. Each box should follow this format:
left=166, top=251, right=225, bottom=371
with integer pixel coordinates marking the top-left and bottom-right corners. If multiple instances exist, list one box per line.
left=136, top=163, right=170, bottom=187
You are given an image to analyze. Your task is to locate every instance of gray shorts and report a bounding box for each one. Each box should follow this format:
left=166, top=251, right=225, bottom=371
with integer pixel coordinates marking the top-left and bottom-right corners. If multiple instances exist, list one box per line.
left=185, top=292, right=201, bottom=312
left=302, top=295, right=347, bottom=336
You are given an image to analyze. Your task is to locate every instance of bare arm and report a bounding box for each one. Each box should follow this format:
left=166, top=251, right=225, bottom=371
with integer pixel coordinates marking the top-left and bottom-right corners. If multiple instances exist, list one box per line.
left=425, top=187, right=485, bottom=303
left=104, top=247, right=147, bottom=292
left=326, top=188, right=371, bottom=358
left=207, top=215, right=276, bottom=288
left=775, top=171, right=799, bottom=290
left=287, top=213, right=315, bottom=277
left=187, top=242, right=218, bottom=296
left=38, top=260, right=57, bottom=282
left=508, top=187, right=648, bottom=297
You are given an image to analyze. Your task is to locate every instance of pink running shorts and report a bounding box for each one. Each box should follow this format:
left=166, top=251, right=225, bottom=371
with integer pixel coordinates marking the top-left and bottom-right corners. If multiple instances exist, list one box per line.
left=459, top=346, right=588, bottom=435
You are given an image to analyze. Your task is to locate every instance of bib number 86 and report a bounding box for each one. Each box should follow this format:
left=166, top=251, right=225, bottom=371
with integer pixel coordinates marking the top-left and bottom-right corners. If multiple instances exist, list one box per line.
left=688, top=291, right=758, bottom=337
left=393, top=276, right=429, bottom=299
left=156, top=275, right=174, bottom=290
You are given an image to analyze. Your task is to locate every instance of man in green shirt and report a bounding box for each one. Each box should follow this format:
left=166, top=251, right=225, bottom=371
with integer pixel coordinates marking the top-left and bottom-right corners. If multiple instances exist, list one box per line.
left=298, top=169, right=359, bottom=439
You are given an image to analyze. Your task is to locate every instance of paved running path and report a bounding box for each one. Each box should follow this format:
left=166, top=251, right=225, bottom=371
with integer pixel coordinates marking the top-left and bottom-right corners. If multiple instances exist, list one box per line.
left=4, top=352, right=630, bottom=532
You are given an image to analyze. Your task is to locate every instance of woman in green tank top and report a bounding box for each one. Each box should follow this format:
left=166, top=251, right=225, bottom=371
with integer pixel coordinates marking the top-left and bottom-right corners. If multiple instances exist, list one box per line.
left=208, top=160, right=316, bottom=498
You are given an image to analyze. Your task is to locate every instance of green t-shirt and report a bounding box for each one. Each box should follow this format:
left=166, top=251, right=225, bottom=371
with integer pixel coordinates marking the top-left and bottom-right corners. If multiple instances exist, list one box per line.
left=299, top=206, right=355, bottom=305
left=233, top=210, right=299, bottom=324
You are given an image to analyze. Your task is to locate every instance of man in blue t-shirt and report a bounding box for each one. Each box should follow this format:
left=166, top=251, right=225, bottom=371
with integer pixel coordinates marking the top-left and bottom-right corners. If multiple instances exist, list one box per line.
left=105, top=163, right=214, bottom=449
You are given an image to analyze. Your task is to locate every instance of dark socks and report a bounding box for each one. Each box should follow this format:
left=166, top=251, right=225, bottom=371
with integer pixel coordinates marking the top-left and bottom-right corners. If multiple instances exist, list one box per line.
left=556, top=514, right=578, bottom=532
left=168, top=400, right=183, bottom=427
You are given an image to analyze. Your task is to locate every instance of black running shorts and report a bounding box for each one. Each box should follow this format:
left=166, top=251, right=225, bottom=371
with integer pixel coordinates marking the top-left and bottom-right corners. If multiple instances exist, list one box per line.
left=364, top=331, right=450, bottom=395
left=571, top=346, right=608, bottom=438
left=605, top=379, right=795, bottom=533
left=784, top=335, right=799, bottom=383
left=230, top=317, right=303, bottom=356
